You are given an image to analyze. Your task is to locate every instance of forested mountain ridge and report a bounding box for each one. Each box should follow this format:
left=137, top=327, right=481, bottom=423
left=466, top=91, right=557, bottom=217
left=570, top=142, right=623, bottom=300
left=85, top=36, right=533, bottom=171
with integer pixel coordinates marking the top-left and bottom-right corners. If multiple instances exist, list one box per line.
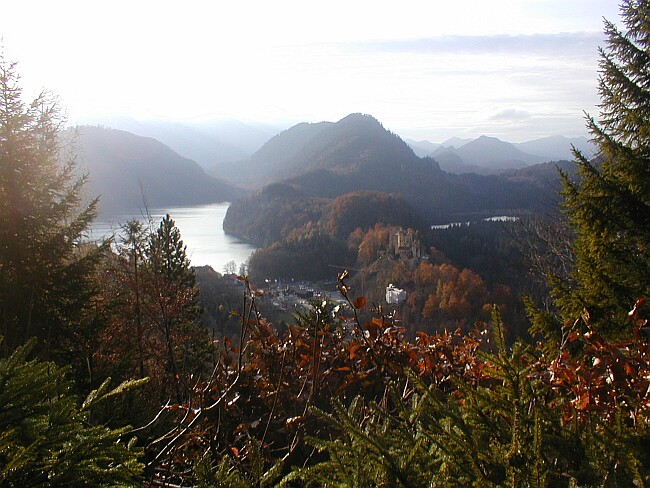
left=222, top=183, right=328, bottom=246
left=285, top=113, right=418, bottom=173
left=224, top=113, right=563, bottom=229
left=2, top=2, right=650, bottom=485
left=282, top=157, right=555, bottom=222
left=223, top=185, right=421, bottom=247
left=210, top=120, right=334, bottom=186
left=504, top=159, right=576, bottom=194
left=73, top=125, right=240, bottom=215
left=211, top=113, right=419, bottom=188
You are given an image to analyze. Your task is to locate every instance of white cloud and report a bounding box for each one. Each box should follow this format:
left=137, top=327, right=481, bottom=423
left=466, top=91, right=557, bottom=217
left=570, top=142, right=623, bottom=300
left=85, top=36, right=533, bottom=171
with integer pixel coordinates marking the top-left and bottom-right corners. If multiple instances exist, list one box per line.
left=490, top=109, right=532, bottom=121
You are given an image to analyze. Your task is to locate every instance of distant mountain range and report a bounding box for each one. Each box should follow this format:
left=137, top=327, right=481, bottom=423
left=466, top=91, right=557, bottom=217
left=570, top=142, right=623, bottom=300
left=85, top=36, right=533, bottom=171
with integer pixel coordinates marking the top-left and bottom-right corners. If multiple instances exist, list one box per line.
left=222, top=114, right=568, bottom=232
left=406, top=135, right=596, bottom=174
left=75, top=116, right=283, bottom=168
left=73, top=126, right=239, bottom=215
left=212, top=114, right=421, bottom=188
left=83, top=114, right=596, bottom=178
left=211, top=121, right=335, bottom=187
left=73, top=113, right=592, bottom=223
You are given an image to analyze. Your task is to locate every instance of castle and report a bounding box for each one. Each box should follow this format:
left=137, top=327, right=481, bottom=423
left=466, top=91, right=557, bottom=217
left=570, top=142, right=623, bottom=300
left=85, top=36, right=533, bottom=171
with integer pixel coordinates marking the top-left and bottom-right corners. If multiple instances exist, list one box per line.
left=388, top=228, right=422, bottom=261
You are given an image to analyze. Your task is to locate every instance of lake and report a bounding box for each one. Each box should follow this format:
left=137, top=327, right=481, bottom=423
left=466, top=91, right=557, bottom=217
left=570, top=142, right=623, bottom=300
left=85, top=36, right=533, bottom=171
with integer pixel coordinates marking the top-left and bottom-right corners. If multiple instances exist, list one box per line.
left=89, top=202, right=256, bottom=273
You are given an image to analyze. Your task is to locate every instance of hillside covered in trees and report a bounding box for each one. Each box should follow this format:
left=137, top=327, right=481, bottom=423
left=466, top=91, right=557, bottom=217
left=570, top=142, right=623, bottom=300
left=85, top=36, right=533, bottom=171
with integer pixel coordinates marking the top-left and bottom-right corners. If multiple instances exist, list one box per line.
left=74, top=125, right=240, bottom=215
left=1, top=2, right=649, bottom=486
left=223, top=112, right=561, bottom=226
left=220, top=110, right=575, bottom=301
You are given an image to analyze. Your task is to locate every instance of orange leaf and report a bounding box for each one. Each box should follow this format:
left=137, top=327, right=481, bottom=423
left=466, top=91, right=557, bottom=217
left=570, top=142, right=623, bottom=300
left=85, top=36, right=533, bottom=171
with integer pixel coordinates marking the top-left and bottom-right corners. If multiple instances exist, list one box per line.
left=576, top=391, right=590, bottom=410
left=288, top=325, right=304, bottom=339
left=364, top=321, right=381, bottom=339
left=349, top=343, right=361, bottom=359
left=406, top=349, right=419, bottom=362
left=353, top=296, right=367, bottom=310
left=624, top=362, right=636, bottom=375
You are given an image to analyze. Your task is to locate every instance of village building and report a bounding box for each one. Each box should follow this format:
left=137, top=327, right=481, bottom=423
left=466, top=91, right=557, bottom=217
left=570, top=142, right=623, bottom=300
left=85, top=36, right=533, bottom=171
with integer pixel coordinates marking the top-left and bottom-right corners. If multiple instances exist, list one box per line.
left=386, top=283, right=407, bottom=304
left=388, top=228, right=422, bottom=261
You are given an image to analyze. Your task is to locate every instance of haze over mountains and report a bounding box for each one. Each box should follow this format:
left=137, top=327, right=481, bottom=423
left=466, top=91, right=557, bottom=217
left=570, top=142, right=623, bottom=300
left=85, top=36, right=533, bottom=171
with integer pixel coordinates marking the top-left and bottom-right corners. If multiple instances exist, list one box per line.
left=220, top=113, right=570, bottom=236
left=85, top=114, right=594, bottom=176
left=77, top=116, right=283, bottom=168
left=73, top=112, right=592, bottom=221
left=210, top=115, right=594, bottom=186
left=73, top=126, right=239, bottom=215
left=407, top=135, right=596, bottom=174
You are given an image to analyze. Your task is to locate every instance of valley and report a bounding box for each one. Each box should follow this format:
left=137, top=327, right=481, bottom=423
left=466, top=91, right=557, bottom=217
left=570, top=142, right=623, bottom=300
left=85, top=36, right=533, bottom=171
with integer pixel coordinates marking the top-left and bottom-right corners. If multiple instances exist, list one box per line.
left=5, top=1, right=648, bottom=485
left=71, top=111, right=586, bottom=340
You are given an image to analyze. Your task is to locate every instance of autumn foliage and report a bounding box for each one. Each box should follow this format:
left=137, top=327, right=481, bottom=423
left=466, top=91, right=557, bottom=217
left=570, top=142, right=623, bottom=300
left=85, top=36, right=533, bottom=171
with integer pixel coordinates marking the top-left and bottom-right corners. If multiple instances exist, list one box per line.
left=140, top=271, right=650, bottom=486
left=2, top=2, right=650, bottom=486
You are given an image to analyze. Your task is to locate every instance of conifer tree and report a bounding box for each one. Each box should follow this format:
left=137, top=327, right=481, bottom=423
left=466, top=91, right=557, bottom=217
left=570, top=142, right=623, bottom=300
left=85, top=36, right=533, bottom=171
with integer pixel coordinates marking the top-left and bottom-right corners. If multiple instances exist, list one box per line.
left=97, top=215, right=208, bottom=405
left=0, top=339, right=143, bottom=486
left=148, top=214, right=196, bottom=288
left=0, top=55, right=102, bottom=359
left=146, top=214, right=205, bottom=401
left=120, top=219, right=149, bottom=379
left=554, top=0, right=650, bottom=334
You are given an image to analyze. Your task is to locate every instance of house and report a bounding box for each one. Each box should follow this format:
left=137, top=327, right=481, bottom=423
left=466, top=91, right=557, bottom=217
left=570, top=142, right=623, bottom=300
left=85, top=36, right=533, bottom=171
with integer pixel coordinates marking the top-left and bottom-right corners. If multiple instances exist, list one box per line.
left=386, top=283, right=407, bottom=304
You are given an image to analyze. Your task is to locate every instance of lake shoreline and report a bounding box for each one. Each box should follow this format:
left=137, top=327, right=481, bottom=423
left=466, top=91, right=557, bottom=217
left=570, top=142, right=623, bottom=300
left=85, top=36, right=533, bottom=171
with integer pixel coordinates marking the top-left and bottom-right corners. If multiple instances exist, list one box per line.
left=89, top=202, right=257, bottom=273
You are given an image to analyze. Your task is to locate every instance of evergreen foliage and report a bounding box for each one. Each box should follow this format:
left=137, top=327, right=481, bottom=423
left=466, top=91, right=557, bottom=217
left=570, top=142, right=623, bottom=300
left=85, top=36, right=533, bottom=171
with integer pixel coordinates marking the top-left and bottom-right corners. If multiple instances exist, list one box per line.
left=95, top=215, right=210, bottom=407
left=194, top=439, right=283, bottom=487
left=0, top=54, right=103, bottom=359
left=551, top=0, right=650, bottom=335
left=146, top=214, right=206, bottom=400
left=148, top=213, right=196, bottom=289
left=249, top=228, right=356, bottom=282
left=0, top=339, right=143, bottom=486
left=3, top=3, right=650, bottom=486
left=282, top=311, right=650, bottom=487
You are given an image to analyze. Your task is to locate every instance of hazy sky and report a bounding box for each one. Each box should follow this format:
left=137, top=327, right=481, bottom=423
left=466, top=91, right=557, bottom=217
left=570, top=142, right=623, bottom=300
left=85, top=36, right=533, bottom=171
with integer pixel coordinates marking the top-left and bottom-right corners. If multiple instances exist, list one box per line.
left=1, top=0, right=621, bottom=142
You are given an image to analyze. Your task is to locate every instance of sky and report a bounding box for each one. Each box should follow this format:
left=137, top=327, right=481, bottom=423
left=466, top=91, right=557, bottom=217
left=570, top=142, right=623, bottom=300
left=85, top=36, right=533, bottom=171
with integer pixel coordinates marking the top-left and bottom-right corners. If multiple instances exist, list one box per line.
left=1, top=0, right=622, bottom=143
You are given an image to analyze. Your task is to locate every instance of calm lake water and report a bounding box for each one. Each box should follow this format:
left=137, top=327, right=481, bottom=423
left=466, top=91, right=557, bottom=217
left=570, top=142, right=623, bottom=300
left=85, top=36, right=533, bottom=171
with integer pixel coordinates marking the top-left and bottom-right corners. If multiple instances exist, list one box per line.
left=89, top=202, right=256, bottom=273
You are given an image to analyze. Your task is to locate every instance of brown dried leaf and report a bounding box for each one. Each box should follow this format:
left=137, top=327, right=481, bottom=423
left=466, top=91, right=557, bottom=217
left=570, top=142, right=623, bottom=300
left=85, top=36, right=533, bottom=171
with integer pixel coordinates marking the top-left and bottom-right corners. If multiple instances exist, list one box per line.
left=364, top=321, right=381, bottom=339
left=349, top=343, right=361, bottom=359
left=353, top=296, right=367, bottom=310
